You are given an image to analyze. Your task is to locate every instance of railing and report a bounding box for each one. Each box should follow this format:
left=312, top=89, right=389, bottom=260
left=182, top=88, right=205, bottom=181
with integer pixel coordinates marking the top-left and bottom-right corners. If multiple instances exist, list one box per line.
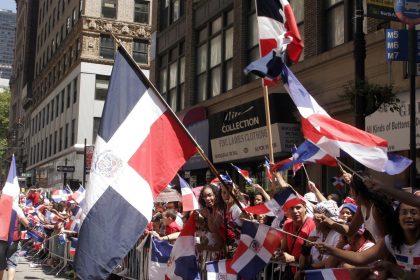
left=118, top=240, right=293, bottom=280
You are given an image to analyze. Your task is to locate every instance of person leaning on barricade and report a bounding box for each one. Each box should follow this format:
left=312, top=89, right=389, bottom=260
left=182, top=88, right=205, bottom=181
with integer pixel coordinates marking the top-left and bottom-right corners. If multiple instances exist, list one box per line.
left=298, top=200, right=341, bottom=274
left=275, top=195, right=316, bottom=280
left=316, top=201, right=420, bottom=280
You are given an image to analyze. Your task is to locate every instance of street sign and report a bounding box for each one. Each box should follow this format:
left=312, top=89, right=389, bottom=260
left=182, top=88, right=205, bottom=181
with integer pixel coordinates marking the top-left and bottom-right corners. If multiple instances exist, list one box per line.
left=57, top=165, right=75, bottom=172
left=385, top=29, right=420, bottom=61
left=367, top=0, right=398, bottom=21
left=20, top=173, right=32, bottom=177
left=394, top=0, right=420, bottom=26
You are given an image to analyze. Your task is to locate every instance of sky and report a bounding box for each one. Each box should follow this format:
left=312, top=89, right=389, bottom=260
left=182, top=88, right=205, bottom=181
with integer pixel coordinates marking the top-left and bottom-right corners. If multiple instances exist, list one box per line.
left=0, top=0, right=16, bottom=12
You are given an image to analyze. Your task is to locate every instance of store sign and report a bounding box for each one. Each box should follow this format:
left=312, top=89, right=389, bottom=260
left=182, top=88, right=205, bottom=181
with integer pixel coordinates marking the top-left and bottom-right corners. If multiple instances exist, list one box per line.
left=367, top=0, right=398, bottom=21
left=209, top=94, right=301, bottom=163
left=365, top=90, right=420, bottom=151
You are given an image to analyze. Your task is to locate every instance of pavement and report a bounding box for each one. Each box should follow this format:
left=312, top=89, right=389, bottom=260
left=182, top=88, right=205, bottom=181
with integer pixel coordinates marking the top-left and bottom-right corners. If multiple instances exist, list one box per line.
left=4, top=255, right=73, bottom=280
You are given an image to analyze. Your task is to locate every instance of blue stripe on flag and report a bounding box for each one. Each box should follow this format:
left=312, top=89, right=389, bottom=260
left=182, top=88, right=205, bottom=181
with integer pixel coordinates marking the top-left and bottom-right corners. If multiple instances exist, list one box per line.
left=151, top=238, right=173, bottom=263
left=174, top=255, right=200, bottom=280
left=273, top=187, right=295, bottom=205
left=74, top=187, right=148, bottom=279
left=238, top=256, right=267, bottom=280
left=98, top=51, right=149, bottom=142
left=304, top=270, right=325, bottom=280
left=395, top=254, right=409, bottom=263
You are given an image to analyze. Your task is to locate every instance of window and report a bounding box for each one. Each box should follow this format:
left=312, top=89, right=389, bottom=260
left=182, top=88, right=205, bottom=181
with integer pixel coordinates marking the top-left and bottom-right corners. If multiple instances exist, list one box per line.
left=100, top=34, right=114, bottom=59
left=55, top=95, right=59, bottom=117
left=160, top=0, right=184, bottom=29
left=195, top=11, right=233, bottom=103
left=102, top=0, right=117, bottom=18
left=73, top=77, right=78, bottom=103
left=325, top=0, right=353, bottom=50
left=44, top=138, right=47, bottom=159
left=79, top=0, right=83, bottom=17
left=59, top=127, right=63, bottom=151
left=46, top=104, right=49, bottom=125
left=93, top=117, right=101, bottom=143
left=40, top=140, right=43, bottom=160
left=61, top=90, right=65, bottom=113
left=133, top=40, right=149, bottom=64
left=71, top=119, right=76, bottom=146
left=65, top=123, right=69, bottom=148
left=51, top=99, right=54, bottom=121
left=67, top=83, right=71, bottom=108
left=158, top=43, right=185, bottom=112
left=54, top=131, right=57, bottom=154
left=134, top=0, right=149, bottom=23
left=49, top=134, right=52, bottom=157
left=95, top=75, right=110, bottom=101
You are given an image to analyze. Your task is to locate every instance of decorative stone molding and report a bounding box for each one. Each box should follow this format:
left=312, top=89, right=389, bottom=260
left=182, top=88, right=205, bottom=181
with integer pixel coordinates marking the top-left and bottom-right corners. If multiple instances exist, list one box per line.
left=83, top=17, right=152, bottom=39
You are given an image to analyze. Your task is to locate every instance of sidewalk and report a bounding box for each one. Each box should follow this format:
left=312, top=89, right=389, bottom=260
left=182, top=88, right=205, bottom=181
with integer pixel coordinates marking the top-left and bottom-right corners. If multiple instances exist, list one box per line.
left=8, top=256, right=72, bottom=280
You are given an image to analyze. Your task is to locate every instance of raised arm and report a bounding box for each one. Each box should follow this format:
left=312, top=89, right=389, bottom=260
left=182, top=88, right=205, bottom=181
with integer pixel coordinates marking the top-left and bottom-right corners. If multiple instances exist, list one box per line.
left=307, top=181, right=327, bottom=202
left=315, top=239, right=389, bottom=266
left=365, top=178, right=420, bottom=208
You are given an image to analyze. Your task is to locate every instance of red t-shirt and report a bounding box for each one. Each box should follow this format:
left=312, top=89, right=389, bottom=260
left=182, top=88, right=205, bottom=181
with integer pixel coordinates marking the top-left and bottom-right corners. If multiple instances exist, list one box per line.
left=27, top=192, right=41, bottom=205
left=165, top=221, right=182, bottom=235
left=282, top=217, right=316, bottom=259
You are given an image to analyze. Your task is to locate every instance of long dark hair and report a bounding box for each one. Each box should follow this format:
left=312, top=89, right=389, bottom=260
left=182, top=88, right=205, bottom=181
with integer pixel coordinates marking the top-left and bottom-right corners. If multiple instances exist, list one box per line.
left=198, top=184, right=224, bottom=213
left=351, top=174, right=396, bottom=234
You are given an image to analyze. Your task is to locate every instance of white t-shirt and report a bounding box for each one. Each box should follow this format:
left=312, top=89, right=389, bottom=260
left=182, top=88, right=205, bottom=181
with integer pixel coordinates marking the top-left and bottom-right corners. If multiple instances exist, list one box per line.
left=384, top=235, right=420, bottom=272
left=311, top=229, right=341, bottom=261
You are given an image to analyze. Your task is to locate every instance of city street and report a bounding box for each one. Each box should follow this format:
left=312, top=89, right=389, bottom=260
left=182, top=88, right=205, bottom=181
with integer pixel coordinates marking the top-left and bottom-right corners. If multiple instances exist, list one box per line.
left=7, top=256, right=71, bottom=280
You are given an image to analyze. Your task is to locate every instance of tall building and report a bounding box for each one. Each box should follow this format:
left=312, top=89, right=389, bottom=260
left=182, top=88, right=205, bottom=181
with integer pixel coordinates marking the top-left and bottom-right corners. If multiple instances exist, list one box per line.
left=11, top=0, right=152, bottom=189
left=151, top=0, right=418, bottom=192
left=0, top=9, right=16, bottom=80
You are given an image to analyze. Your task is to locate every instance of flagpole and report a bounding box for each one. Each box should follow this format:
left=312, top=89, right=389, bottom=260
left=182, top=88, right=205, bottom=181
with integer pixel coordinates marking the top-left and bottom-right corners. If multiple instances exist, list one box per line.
left=109, top=34, right=246, bottom=214
left=262, top=85, right=275, bottom=163
left=335, top=159, right=364, bottom=180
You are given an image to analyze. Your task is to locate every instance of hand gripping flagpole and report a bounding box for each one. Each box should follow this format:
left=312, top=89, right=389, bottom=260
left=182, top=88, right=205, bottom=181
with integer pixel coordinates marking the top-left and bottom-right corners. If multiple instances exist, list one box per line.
left=110, top=34, right=246, bottom=214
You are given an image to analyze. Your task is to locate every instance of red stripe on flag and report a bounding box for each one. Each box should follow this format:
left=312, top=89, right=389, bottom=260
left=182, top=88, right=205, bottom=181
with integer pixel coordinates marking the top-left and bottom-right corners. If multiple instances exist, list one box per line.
left=306, top=114, right=388, bottom=148
left=262, top=228, right=282, bottom=253
left=413, top=257, right=420, bottom=265
left=332, top=268, right=352, bottom=280
left=283, top=4, right=303, bottom=62
left=0, top=195, right=13, bottom=241
left=182, top=193, right=195, bottom=212
left=128, top=111, right=196, bottom=198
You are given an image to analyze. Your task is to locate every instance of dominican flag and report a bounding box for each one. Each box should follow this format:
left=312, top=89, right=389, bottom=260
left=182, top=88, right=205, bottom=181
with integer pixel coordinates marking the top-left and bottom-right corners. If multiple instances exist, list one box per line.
left=149, top=236, right=173, bottom=280
left=74, top=48, right=197, bottom=279
left=206, top=259, right=237, bottom=280
left=45, top=211, right=61, bottom=224
left=263, top=157, right=273, bottom=182
left=231, top=164, right=253, bottom=185
left=231, top=220, right=282, bottom=279
left=51, top=189, right=70, bottom=202
left=166, top=215, right=200, bottom=280
left=278, top=62, right=389, bottom=172
left=331, top=176, right=345, bottom=190
left=256, top=0, right=303, bottom=65
left=0, top=155, right=20, bottom=241
left=69, top=185, right=86, bottom=204
left=65, top=219, right=80, bottom=232
left=178, top=175, right=199, bottom=212
left=27, top=226, right=45, bottom=243
left=210, top=174, right=233, bottom=186
left=244, top=187, right=298, bottom=221
left=70, top=205, right=83, bottom=220
left=304, top=268, right=352, bottom=280
left=271, top=140, right=337, bottom=173
left=69, top=237, right=78, bottom=256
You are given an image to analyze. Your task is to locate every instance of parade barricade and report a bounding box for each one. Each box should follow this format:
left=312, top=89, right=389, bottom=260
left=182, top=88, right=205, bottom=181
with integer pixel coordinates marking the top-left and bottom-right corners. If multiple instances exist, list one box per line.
left=120, top=240, right=292, bottom=280
left=46, top=234, right=73, bottom=276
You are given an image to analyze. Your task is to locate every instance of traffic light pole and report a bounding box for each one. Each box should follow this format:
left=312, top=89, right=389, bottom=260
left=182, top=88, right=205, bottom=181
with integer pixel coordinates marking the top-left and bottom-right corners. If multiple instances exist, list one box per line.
left=63, top=158, right=68, bottom=187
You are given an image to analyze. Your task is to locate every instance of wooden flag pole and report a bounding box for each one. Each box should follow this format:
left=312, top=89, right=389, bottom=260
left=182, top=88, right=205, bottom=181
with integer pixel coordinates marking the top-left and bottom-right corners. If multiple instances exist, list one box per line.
left=110, top=34, right=246, bottom=214
left=262, top=85, right=275, bottom=163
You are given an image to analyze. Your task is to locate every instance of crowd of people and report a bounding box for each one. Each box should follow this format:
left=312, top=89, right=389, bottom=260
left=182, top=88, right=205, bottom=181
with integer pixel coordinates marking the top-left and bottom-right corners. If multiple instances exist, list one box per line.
left=139, top=169, right=419, bottom=280
left=0, top=187, right=82, bottom=279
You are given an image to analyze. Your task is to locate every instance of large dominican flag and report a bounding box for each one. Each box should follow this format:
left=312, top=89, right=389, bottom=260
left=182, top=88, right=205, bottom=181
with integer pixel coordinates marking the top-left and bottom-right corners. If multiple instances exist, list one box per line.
left=178, top=175, right=199, bottom=212
left=0, top=155, right=20, bottom=241
left=74, top=48, right=197, bottom=279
